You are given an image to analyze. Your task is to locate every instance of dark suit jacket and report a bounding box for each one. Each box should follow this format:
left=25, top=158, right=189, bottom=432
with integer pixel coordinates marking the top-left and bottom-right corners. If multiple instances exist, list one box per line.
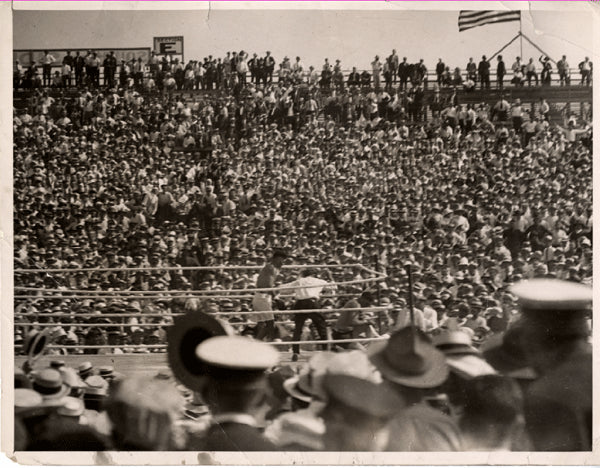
left=202, top=422, right=279, bottom=451
left=524, top=343, right=592, bottom=451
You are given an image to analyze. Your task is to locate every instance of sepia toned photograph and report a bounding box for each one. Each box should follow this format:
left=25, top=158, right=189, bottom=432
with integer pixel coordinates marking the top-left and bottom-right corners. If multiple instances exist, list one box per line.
left=3, top=1, right=596, bottom=463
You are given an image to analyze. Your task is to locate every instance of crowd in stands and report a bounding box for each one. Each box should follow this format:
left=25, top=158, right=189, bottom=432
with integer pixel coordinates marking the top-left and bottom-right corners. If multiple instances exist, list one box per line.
left=14, top=49, right=593, bottom=92
left=13, top=46, right=592, bottom=452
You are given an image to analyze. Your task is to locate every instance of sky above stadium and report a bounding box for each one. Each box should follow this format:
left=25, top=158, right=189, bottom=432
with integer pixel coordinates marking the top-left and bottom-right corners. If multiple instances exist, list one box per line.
left=13, top=3, right=595, bottom=69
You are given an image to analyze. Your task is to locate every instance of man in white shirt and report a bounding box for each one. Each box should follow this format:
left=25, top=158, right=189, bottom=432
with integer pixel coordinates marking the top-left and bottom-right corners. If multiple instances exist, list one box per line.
left=280, top=269, right=334, bottom=361
left=42, top=50, right=56, bottom=87
left=579, top=57, right=592, bottom=86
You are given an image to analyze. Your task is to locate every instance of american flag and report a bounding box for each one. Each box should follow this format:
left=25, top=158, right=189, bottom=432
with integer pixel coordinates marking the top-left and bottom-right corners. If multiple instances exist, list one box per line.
left=458, top=10, right=521, bottom=32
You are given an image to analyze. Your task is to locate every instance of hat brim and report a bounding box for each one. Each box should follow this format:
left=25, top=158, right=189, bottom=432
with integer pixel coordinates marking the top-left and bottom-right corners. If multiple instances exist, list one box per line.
left=283, top=377, right=312, bottom=403
left=446, top=355, right=497, bottom=380
left=41, top=384, right=70, bottom=402
left=368, top=343, right=449, bottom=389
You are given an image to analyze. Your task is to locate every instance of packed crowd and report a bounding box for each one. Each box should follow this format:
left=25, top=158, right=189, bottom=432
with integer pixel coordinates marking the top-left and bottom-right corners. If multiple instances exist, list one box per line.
left=14, top=49, right=593, bottom=93
left=12, top=46, right=593, bottom=452
left=14, top=70, right=592, bottom=354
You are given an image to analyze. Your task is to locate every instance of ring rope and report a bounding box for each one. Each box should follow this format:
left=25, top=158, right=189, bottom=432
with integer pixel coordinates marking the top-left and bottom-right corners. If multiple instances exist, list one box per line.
left=41, top=336, right=387, bottom=350
left=14, top=276, right=385, bottom=294
left=14, top=318, right=345, bottom=328
left=13, top=293, right=358, bottom=300
left=13, top=306, right=392, bottom=319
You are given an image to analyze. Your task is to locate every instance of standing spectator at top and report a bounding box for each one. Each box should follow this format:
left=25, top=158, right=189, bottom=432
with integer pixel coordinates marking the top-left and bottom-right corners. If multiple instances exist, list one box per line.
left=236, top=51, right=248, bottom=86
left=436, top=59, right=445, bottom=87
left=133, top=57, right=144, bottom=89
left=372, top=56, right=382, bottom=90
left=539, top=56, right=552, bottom=86
left=496, top=55, right=506, bottom=90
left=415, top=59, right=427, bottom=89
left=62, top=50, right=73, bottom=68
left=61, top=60, right=72, bottom=88
left=42, top=50, right=56, bottom=87
left=557, top=55, right=570, bottom=86
left=578, top=57, right=592, bottom=86
left=103, top=52, right=117, bottom=89
left=389, top=49, right=399, bottom=84
left=525, top=58, right=538, bottom=87
left=248, top=53, right=259, bottom=84
left=397, top=57, right=410, bottom=91
left=511, top=56, right=522, bottom=76
left=466, top=57, right=477, bottom=82
left=478, top=55, right=490, bottom=90
left=383, top=59, right=393, bottom=91
left=73, top=51, right=85, bottom=86
left=264, top=51, right=275, bottom=83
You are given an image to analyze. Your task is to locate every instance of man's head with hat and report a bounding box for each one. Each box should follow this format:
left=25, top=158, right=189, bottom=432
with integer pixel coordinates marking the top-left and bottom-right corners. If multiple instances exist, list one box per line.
left=509, top=279, right=591, bottom=373
left=320, top=373, right=404, bottom=451
left=369, top=327, right=449, bottom=403
left=196, top=336, right=279, bottom=419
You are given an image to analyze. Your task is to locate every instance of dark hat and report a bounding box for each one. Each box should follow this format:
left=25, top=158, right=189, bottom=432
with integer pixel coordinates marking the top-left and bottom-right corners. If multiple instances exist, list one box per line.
left=283, top=374, right=314, bottom=403
left=369, top=327, right=449, bottom=388
left=322, top=374, right=404, bottom=419
left=510, top=279, right=591, bottom=336
left=481, top=322, right=537, bottom=379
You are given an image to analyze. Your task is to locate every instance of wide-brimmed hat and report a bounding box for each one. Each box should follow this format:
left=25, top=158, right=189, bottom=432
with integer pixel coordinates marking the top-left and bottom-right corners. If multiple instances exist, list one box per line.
left=369, top=327, right=449, bottom=389
left=322, top=374, right=404, bottom=419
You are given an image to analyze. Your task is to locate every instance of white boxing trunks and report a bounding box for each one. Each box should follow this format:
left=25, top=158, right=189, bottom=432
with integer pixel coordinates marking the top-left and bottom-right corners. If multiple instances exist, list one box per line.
left=252, top=293, right=274, bottom=321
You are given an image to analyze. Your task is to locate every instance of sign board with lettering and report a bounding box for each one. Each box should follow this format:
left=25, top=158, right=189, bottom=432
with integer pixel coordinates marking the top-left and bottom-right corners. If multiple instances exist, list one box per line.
left=153, top=36, right=184, bottom=56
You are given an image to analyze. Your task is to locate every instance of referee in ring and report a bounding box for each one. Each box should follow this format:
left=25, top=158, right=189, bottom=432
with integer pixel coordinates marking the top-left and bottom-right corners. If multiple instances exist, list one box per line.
left=280, top=269, right=335, bottom=362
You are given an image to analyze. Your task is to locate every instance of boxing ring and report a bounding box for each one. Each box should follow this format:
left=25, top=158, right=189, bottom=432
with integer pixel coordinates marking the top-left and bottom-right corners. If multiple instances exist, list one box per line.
left=14, top=263, right=393, bottom=369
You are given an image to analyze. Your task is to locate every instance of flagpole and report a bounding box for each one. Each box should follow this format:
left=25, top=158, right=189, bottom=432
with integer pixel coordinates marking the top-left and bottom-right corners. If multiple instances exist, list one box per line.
left=519, top=12, right=523, bottom=59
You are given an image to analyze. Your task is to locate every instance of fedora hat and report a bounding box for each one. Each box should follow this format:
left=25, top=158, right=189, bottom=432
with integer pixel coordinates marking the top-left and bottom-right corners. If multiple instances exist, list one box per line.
left=369, top=327, right=449, bottom=389
left=283, top=374, right=313, bottom=403
left=433, top=330, right=479, bottom=356
left=32, top=368, right=70, bottom=401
